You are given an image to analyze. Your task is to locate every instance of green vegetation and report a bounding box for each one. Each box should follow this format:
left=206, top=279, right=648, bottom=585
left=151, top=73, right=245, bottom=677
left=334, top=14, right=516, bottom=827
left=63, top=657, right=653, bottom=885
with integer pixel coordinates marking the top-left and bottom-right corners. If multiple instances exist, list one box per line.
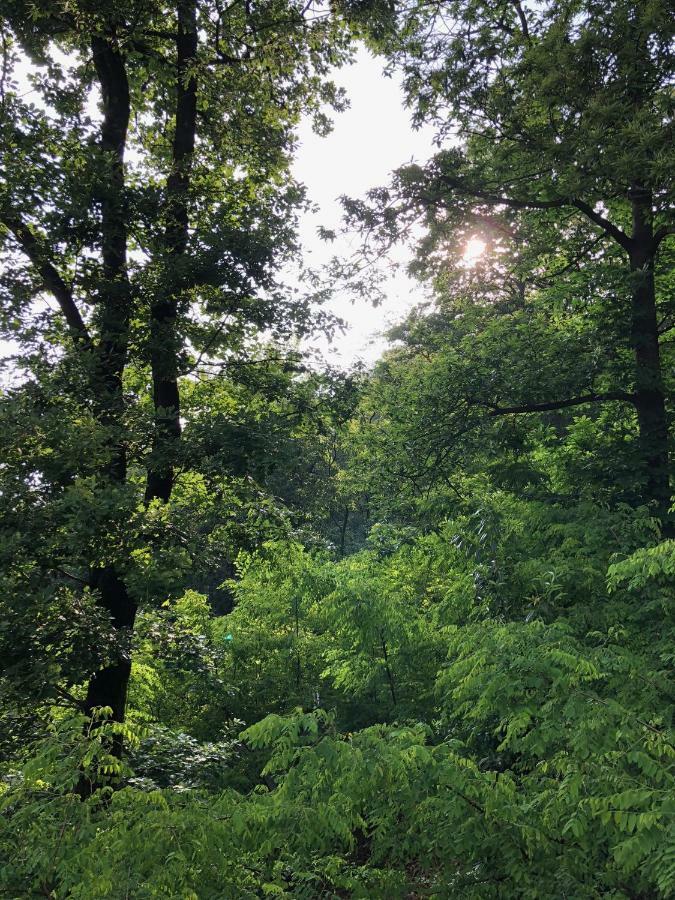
left=0, top=1, right=673, bottom=897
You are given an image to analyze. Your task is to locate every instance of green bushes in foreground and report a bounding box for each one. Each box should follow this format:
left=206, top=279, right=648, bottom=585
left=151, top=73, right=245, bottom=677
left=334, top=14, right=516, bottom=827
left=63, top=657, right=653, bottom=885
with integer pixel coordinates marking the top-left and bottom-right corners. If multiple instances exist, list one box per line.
left=2, top=534, right=673, bottom=898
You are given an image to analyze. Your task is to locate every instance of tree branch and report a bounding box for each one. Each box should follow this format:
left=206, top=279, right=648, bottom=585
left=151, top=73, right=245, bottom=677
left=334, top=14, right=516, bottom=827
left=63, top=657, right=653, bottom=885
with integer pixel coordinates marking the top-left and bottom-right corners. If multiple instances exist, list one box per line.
left=509, top=0, right=530, bottom=41
left=53, top=685, right=87, bottom=712
left=652, top=224, right=675, bottom=250
left=571, top=199, right=632, bottom=251
left=437, top=175, right=565, bottom=212
left=1, top=213, right=90, bottom=344
left=487, top=391, right=635, bottom=416
left=435, top=176, right=632, bottom=251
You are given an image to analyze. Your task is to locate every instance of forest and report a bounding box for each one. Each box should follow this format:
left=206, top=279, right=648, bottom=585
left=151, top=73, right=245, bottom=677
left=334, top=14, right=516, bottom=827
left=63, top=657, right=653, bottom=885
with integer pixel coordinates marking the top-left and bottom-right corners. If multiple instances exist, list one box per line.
left=0, top=1, right=674, bottom=897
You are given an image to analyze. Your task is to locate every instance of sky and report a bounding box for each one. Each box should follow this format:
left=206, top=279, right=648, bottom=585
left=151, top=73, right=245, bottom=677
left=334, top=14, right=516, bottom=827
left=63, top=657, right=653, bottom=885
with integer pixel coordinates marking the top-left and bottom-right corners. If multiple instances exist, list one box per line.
left=290, top=46, right=437, bottom=367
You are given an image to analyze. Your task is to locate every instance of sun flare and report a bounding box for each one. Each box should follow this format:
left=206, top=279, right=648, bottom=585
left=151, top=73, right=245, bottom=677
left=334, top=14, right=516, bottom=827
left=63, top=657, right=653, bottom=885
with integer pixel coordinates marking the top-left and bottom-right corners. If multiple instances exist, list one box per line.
left=463, top=236, right=486, bottom=265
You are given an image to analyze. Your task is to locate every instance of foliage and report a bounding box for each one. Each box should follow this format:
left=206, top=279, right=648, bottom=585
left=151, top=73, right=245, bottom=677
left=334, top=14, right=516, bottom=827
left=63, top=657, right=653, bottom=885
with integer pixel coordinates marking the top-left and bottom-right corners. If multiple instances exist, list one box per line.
left=1, top=0, right=674, bottom=897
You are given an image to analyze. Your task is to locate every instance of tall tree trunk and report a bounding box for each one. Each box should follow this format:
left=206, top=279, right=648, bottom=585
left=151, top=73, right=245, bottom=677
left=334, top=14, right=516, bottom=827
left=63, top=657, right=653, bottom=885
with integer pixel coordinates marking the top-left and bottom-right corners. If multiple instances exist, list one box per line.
left=84, top=35, right=135, bottom=726
left=84, top=0, right=200, bottom=749
left=628, top=184, right=671, bottom=534
left=145, top=0, right=198, bottom=505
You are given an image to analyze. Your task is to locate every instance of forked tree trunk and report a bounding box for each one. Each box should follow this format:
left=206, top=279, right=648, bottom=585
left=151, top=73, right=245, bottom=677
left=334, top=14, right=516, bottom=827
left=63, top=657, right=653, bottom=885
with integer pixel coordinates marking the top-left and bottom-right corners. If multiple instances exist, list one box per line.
left=84, top=1, right=199, bottom=741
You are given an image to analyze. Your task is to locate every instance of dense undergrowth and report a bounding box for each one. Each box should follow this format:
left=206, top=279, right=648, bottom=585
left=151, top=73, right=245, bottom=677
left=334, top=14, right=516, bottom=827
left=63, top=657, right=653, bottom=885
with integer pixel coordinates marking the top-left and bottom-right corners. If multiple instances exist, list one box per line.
left=2, top=490, right=674, bottom=897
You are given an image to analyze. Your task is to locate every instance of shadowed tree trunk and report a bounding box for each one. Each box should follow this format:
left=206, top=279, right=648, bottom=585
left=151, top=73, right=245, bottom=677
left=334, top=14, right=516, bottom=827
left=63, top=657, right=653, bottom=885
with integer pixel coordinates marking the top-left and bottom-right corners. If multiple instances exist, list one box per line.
left=86, top=0, right=199, bottom=738
left=628, top=184, right=671, bottom=533
left=84, top=33, right=134, bottom=727
left=145, top=0, right=197, bottom=505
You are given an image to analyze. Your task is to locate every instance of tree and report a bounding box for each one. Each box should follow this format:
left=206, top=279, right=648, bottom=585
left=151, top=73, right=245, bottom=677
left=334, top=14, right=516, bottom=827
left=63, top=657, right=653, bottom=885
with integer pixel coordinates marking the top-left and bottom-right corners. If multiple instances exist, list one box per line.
left=345, top=0, right=675, bottom=528
left=0, top=0, right=349, bottom=742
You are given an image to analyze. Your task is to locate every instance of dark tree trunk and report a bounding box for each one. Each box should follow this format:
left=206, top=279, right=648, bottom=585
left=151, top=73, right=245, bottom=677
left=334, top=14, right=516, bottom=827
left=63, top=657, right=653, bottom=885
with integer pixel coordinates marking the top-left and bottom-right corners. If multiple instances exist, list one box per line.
left=628, top=185, right=671, bottom=533
left=83, top=1, right=200, bottom=760
left=84, top=36, right=136, bottom=729
left=145, top=0, right=198, bottom=505
left=84, top=568, right=135, bottom=724
left=91, top=34, right=131, bottom=472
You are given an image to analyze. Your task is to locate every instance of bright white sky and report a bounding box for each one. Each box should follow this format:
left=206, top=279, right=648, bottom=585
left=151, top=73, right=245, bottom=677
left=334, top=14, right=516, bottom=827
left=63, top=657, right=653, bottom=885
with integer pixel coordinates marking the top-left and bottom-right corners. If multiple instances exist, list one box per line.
left=292, top=46, right=437, bottom=367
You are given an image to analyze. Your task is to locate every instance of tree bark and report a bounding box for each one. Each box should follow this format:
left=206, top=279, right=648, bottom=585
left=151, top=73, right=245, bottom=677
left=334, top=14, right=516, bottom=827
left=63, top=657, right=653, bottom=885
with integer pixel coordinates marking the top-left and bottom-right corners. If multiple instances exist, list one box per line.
left=83, top=34, right=135, bottom=730
left=84, top=0, right=201, bottom=749
left=89, top=33, right=131, bottom=485
left=84, top=568, right=135, bottom=725
left=145, top=0, right=198, bottom=505
left=628, top=184, right=671, bottom=533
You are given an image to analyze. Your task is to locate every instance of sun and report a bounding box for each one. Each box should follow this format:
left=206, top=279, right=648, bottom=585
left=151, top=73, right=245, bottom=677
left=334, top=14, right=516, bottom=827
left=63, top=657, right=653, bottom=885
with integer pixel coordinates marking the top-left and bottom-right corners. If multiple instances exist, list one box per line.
left=462, top=236, right=486, bottom=266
